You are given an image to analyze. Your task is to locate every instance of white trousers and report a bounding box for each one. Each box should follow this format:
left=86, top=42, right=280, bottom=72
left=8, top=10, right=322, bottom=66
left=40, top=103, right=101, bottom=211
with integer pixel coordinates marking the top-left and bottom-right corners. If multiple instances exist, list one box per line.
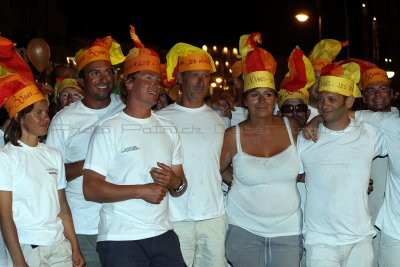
left=379, top=231, right=400, bottom=267
left=173, top=214, right=227, bottom=267
left=305, top=237, right=373, bottom=267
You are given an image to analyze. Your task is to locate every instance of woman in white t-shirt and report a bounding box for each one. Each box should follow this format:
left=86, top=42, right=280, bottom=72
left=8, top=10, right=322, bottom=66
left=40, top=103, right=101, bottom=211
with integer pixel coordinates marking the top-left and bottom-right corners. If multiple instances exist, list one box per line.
left=0, top=97, right=84, bottom=267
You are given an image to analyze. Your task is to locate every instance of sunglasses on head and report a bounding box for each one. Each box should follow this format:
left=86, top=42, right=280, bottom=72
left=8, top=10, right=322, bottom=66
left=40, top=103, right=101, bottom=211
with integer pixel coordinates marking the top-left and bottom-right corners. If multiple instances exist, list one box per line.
left=280, top=103, right=308, bottom=113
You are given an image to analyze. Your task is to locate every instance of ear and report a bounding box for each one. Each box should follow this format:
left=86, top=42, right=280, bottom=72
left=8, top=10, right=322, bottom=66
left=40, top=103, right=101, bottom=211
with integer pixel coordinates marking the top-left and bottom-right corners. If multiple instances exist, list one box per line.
left=345, top=95, right=355, bottom=109
left=124, top=77, right=134, bottom=92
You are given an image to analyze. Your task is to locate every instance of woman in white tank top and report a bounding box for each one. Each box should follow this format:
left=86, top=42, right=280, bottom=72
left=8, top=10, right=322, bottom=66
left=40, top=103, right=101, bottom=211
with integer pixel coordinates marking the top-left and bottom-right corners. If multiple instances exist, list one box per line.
left=220, top=86, right=303, bottom=267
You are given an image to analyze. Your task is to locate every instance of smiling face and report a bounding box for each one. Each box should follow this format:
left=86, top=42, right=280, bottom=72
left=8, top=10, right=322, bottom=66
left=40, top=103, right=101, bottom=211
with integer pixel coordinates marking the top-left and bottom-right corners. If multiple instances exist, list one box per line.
left=20, top=99, right=50, bottom=140
left=317, top=91, right=354, bottom=130
left=245, top=87, right=276, bottom=118
left=79, top=60, right=113, bottom=108
left=126, top=70, right=162, bottom=109
left=362, top=80, right=392, bottom=111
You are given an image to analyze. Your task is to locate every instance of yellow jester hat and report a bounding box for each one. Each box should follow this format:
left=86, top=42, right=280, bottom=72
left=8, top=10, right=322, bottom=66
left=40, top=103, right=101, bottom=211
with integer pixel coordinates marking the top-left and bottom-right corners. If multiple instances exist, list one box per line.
left=319, top=62, right=362, bottom=97
left=163, top=42, right=216, bottom=87
left=239, top=32, right=277, bottom=93
left=308, top=39, right=348, bottom=71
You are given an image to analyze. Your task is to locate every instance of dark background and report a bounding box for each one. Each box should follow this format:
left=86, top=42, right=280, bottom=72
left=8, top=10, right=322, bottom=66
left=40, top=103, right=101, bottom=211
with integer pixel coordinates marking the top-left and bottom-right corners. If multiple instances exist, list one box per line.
left=1, top=0, right=399, bottom=92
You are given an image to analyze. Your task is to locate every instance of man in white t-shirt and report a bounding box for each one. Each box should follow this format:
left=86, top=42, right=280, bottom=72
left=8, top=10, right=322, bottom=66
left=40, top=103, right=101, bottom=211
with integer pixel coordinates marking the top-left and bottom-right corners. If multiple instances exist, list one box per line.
left=352, top=62, right=399, bottom=267
left=82, top=29, right=187, bottom=267
left=297, top=62, right=385, bottom=267
left=307, top=39, right=348, bottom=122
left=352, top=110, right=400, bottom=267
left=156, top=42, right=227, bottom=267
left=355, top=62, right=398, bottom=267
left=46, top=37, right=124, bottom=266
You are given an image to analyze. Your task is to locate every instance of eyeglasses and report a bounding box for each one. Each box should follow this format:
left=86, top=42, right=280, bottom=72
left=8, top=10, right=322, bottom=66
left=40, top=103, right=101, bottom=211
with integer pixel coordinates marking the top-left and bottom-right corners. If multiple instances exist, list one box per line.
left=280, top=103, right=308, bottom=113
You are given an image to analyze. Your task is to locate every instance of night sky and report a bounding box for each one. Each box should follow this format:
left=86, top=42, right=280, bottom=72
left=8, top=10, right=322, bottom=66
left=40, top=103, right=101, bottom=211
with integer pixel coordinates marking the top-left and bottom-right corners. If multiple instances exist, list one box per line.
left=55, top=1, right=396, bottom=73
left=57, top=0, right=387, bottom=59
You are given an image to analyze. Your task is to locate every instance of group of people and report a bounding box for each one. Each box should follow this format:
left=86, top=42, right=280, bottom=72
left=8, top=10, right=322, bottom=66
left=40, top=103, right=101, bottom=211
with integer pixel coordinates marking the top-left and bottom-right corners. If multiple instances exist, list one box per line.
left=0, top=27, right=398, bottom=267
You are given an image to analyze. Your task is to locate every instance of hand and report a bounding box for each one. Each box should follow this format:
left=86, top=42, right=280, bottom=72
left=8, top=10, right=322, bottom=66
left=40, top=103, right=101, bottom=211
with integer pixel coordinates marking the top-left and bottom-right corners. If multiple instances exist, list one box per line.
left=72, top=250, right=85, bottom=267
left=208, top=94, right=235, bottom=119
left=218, top=99, right=233, bottom=119
left=218, top=94, right=235, bottom=116
left=302, top=115, right=323, bottom=142
left=368, top=178, right=374, bottom=194
left=150, top=162, right=180, bottom=189
left=142, top=183, right=168, bottom=204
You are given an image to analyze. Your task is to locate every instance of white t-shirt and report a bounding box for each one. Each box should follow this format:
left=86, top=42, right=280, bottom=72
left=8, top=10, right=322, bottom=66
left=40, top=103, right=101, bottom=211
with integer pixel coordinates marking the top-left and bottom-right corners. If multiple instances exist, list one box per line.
left=0, top=141, right=66, bottom=246
left=297, top=118, right=386, bottom=245
left=46, top=94, right=124, bottom=234
left=307, top=105, right=319, bottom=122
left=297, top=104, right=320, bottom=217
left=84, top=111, right=183, bottom=241
left=356, top=110, right=400, bottom=240
left=0, top=132, right=5, bottom=266
left=156, top=103, right=225, bottom=221
left=0, top=130, right=4, bottom=148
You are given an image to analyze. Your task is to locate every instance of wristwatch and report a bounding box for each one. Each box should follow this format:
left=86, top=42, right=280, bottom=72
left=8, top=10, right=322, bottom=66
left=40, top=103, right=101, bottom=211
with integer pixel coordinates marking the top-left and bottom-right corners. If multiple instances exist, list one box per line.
left=174, top=179, right=185, bottom=193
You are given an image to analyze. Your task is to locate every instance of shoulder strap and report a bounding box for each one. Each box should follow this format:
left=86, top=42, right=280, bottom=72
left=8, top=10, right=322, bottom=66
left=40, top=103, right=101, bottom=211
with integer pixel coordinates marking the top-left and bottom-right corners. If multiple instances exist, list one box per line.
left=235, top=125, right=242, bottom=153
left=283, top=117, right=295, bottom=145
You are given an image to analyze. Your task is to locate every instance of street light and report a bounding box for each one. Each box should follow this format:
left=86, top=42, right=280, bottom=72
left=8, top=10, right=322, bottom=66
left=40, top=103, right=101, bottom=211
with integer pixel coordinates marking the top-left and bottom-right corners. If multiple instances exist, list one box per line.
left=385, top=58, right=395, bottom=79
left=386, top=71, right=395, bottom=79
left=295, top=13, right=309, bottom=22
left=295, top=1, right=321, bottom=41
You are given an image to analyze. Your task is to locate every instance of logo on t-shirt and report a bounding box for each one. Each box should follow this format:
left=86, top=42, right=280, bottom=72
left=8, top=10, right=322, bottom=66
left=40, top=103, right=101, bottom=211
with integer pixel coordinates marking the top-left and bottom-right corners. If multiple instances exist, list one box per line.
left=47, top=167, right=58, bottom=175
left=122, top=146, right=140, bottom=153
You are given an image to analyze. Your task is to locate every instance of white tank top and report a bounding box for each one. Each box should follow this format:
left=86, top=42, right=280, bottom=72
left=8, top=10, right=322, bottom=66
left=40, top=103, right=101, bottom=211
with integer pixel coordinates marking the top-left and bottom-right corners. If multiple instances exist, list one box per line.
left=226, top=117, right=302, bottom=237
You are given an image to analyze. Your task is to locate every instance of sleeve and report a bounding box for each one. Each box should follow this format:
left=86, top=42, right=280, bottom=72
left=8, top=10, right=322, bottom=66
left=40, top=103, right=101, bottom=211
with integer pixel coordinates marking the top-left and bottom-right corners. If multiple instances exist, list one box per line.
left=373, top=129, right=388, bottom=158
left=45, top=115, right=67, bottom=159
left=83, top=124, right=116, bottom=176
left=0, top=151, right=12, bottom=191
left=355, top=110, right=400, bottom=136
left=296, top=131, right=306, bottom=175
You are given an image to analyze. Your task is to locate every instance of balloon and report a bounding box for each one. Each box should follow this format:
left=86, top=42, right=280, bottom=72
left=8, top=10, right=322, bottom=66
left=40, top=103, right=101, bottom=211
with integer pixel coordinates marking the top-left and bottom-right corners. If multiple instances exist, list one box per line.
left=27, top=38, right=50, bottom=73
